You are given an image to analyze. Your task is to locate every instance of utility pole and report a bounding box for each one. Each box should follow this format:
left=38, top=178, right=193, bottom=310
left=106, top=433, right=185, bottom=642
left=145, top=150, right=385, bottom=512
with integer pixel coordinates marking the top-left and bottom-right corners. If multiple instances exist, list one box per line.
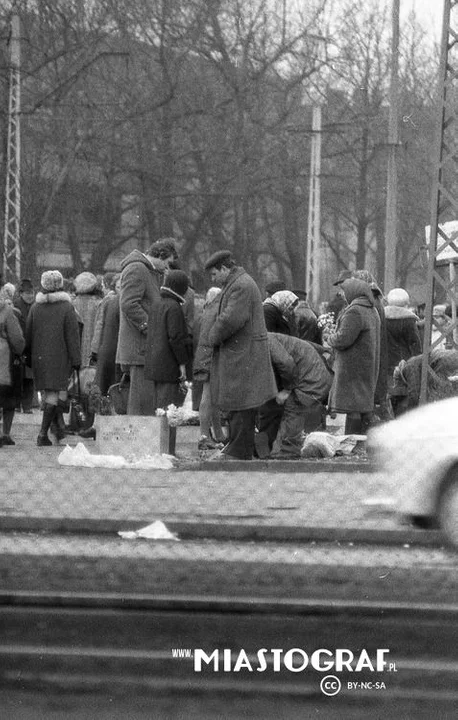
left=305, top=105, right=322, bottom=308
left=3, top=14, right=21, bottom=283
left=384, top=0, right=400, bottom=292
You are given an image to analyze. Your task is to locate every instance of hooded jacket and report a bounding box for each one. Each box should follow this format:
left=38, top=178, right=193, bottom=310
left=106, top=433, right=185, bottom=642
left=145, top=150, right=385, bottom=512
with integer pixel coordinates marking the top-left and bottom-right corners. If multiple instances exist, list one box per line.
left=115, top=249, right=166, bottom=366
left=328, top=279, right=381, bottom=413
left=25, top=290, right=81, bottom=390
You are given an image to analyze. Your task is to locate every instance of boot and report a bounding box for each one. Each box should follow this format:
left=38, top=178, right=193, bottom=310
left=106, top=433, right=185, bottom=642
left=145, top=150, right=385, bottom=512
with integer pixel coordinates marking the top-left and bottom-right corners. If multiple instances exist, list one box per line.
left=50, top=400, right=67, bottom=442
left=37, top=404, right=56, bottom=446
left=2, top=408, right=16, bottom=445
left=344, top=413, right=362, bottom=435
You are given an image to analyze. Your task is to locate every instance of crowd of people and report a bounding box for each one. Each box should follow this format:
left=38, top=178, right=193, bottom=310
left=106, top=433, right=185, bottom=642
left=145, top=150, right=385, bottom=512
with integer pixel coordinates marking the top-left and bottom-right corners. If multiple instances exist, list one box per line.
left=0, top=240, right=439, bottom=458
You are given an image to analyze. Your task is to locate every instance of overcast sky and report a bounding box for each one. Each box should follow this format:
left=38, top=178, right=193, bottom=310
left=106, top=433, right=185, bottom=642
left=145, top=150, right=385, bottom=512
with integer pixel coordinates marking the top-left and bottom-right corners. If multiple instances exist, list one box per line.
left=401, top=0, right=443, bottom=39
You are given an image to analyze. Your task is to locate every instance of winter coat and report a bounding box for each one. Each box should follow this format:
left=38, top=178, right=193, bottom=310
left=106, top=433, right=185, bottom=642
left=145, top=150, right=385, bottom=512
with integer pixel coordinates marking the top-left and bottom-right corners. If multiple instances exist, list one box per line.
left=385, top=305, right=422, bottom=389
left=263, top=303, right=292, bottom=335
left=208, top=266, right=277, bottom=411
left=294, top=301, right=322, bottom=344
left=25, top=291, right=81, bottom=391
left=144, top=289, right=191, bottom=383
left=328, top=279, right=380, bottom=414
left=93, top=293, right=121, bottom=395
left=193, top=294, right=220, bottom=382
left=371, top=288, right=388, bottom=403
left=0, top=297, right=25, bottom=387
left=72, top=293, right=102, bottom=367
left=115, top=249, right=165, bottom=366
left=268, top=332, right=332, bottom=406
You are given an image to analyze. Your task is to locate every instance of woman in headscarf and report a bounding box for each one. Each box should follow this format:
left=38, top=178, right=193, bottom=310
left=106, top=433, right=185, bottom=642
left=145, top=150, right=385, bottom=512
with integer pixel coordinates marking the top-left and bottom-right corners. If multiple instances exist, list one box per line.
left=326, top=278, right=381, bottom=434
left=263, top=290, right=299, bottom=335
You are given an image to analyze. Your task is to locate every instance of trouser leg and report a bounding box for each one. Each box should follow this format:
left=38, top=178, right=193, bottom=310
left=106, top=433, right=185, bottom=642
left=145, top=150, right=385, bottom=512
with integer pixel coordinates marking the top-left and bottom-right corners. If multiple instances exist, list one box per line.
left=271, top=395, right=304, bottom=457
left=37, top=404, right=56, bottom=445
left=224, top=408, right=257, bottom=459
left=2, top=408, right=15, bottom=438
left=257, top=398, right=283, bottom=449
left=345, top=412, right=362, bottom=434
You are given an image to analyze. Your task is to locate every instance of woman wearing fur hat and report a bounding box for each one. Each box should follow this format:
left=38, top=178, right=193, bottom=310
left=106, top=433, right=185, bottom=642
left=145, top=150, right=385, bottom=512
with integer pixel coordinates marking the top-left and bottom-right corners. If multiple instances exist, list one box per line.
left=72, top=272, right=103, bottom=367
left=25, top=271, right=81, bottom=446
left=0, top=286, right=25, bottom=446
left=144, top=270, right=192, bottom=412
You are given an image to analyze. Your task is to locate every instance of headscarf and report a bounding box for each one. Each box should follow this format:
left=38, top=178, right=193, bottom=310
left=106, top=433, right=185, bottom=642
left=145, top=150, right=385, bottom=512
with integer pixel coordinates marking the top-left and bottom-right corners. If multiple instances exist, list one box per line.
left=264, top=290, right=299, bottom=317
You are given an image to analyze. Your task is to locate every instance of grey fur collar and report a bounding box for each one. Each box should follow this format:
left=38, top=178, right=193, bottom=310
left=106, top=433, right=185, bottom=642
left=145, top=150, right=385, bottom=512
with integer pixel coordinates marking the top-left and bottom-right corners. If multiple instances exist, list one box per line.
left=35, top=290, right=72, bottom=304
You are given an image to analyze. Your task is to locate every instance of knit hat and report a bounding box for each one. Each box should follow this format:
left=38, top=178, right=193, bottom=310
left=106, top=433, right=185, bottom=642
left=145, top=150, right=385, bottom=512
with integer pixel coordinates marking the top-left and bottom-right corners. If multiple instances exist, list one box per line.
left=19, top=278, right=33, bottom=293
left=387, top=288, right=410, bottom=307
left=41, top=270, right=64, bottom=292
left=74, top=271, right=98, bottom=294
left=163, top=270, right=189, bottom=301
left=1, top=282, right=16, bottom=301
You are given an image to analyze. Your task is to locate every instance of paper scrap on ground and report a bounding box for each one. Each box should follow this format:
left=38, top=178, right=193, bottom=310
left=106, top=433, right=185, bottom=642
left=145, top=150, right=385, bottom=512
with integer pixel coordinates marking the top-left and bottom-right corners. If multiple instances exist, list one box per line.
left=57, top=443, right=174, bottom=469
left=301, top=432, right=367, bottom=458
left=118, top=520, right=179, bottom=541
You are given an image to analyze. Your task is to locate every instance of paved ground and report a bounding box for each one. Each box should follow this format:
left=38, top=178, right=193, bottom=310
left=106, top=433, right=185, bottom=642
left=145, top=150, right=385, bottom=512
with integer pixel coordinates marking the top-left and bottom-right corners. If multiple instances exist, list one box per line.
left=0, top=412, right=406, bottom=539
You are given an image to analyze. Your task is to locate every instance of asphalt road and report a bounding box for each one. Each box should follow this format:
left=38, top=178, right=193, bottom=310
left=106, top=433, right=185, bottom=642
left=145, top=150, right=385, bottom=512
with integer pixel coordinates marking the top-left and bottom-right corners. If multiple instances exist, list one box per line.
left=1, top=599, right=457, bottom=719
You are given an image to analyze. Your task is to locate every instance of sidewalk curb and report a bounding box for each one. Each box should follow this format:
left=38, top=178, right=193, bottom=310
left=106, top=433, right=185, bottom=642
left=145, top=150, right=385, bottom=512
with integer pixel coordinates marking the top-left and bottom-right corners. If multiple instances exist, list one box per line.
left=0, top=516, right=444, bottom=547
left=178, top=459, right=376, bottom=472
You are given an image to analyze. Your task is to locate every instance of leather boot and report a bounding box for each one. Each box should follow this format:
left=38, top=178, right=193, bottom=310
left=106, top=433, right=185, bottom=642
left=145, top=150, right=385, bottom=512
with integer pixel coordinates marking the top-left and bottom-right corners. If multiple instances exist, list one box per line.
left=50, top=400, right=67, bottom=442
left=344, top=413, right=362, bottom=435
left=37, top=404, right=56, bottom=446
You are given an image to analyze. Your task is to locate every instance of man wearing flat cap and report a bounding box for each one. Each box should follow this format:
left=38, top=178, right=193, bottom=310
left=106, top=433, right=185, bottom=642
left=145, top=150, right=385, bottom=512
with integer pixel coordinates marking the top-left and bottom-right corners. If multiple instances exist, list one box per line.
left=204, top=250, right=277, bottom=460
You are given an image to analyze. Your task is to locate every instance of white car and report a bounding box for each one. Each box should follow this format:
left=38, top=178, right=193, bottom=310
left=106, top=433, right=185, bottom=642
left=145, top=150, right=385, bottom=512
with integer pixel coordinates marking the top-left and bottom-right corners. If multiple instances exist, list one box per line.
left=368, top=396, right=458, bottom=548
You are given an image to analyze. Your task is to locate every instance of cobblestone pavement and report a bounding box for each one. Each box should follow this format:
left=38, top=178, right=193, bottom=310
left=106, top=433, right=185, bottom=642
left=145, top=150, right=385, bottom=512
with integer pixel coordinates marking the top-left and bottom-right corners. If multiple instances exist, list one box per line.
left=0, top=414, right=399, bottom=531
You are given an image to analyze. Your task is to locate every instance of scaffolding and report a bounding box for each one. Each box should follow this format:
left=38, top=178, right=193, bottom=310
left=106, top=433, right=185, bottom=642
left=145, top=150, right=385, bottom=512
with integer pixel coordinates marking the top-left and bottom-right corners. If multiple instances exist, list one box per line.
left=2, top=14, right=21, bottom=283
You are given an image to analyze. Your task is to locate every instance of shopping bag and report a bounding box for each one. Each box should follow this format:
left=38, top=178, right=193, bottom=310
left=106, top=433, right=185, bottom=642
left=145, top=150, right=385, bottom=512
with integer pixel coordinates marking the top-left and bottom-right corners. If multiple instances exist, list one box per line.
left=107, top=373, right=130, bottom=415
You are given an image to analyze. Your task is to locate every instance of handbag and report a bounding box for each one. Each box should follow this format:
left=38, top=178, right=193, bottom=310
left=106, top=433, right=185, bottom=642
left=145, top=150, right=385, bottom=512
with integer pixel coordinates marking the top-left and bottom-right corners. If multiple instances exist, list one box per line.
left=107, top=373, right=130, bottom=415
left=67, top=369, right=93, bottom=432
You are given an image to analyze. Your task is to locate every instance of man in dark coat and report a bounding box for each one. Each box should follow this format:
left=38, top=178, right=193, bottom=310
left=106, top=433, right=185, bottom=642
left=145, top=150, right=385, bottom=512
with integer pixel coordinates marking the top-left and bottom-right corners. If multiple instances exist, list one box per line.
left=257, top=333, right=333, bottom=459
left=116, top=238, right=178, bottom=415
left=327, top=278, right=380, bottom=435
left=26, top=270, right=81, bottom=446
left=144, top=270, right=191, bottom=411
left=205, top=250, right=277, bottom=460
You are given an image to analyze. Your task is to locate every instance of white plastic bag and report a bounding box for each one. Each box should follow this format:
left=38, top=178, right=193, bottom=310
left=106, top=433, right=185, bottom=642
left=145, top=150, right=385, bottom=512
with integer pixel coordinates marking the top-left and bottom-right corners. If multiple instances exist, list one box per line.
left=118, top=520, right=179, bottom=541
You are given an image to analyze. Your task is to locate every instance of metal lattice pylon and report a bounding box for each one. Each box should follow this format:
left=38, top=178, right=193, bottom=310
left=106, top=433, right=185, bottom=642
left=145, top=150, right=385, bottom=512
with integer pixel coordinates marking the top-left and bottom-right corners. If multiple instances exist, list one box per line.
left=420, top=0, right=458, bottom=404
left=2, top=14, right=21, bottom=283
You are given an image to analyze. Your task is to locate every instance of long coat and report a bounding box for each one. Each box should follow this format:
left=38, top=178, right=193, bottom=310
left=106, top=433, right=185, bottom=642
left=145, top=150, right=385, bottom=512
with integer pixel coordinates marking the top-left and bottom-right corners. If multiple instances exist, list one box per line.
left=0, top=298, right=25, bottom=388
left=209, top=267, right=277, bottom=411
left=144, top=290, right=190, bottom=383
left=25, top=291, right=81, bottom=391
left=328, top=279, right=380, bottom=414
left=92, top=293, right=121, bottom=395
left=385, top=305, right=422, bottom=392
left=115, top=249, right=165, bottom=366
left=72, top=293, right=102, bottom=367
left=193, top=294, right=221, bottom=382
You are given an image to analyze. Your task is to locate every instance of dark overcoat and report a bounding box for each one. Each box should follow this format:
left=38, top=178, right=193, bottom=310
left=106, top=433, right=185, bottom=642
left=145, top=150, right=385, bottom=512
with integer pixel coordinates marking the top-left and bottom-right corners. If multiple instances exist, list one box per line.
left=268, top=332, right=332, bottom=406
left=115, top=250, right=165, bottom=366
left=385, top=305, right=422, bottom=391
left=25, top=291, right=81, bottom=391
left=93, top=293, right=121, bottom=394
left=328, top=279, right=380, bottom=413
left=144, top=290, right=190, bottom=383
left=208, top=267, right=277, bottom=411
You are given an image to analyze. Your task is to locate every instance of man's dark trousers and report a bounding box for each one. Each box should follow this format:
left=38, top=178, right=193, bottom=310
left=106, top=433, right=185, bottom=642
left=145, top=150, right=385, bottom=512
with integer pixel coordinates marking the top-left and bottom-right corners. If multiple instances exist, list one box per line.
left=224, top=409, right=258, bottom=459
